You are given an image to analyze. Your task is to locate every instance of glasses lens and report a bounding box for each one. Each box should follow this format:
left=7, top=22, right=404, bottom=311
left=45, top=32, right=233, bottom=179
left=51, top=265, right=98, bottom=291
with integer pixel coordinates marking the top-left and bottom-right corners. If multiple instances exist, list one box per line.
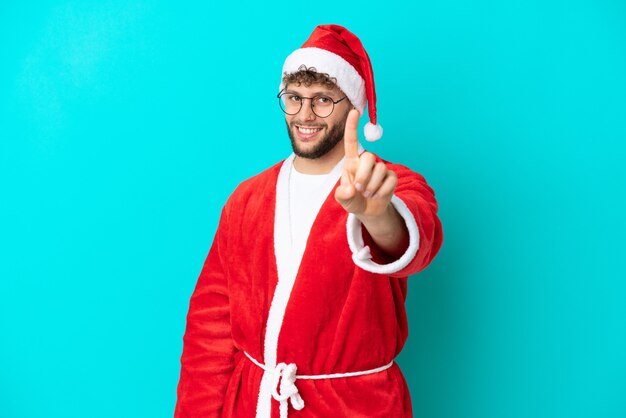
left=279, top=93, right=302, bottom=115
left=278, top=93, right=337, bottom=117
left=312, top=95, right=334, bottom=118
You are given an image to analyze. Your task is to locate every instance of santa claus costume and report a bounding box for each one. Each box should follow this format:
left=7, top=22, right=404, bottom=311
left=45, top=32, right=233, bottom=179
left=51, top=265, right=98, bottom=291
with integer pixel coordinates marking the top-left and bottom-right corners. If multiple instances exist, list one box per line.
left=174, top=25, right=444, bottom=418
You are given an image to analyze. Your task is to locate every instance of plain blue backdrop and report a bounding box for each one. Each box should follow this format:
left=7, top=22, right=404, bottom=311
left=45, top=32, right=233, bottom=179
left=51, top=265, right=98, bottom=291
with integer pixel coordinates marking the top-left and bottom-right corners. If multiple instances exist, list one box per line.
left=1, top=1, right=625, bottom=417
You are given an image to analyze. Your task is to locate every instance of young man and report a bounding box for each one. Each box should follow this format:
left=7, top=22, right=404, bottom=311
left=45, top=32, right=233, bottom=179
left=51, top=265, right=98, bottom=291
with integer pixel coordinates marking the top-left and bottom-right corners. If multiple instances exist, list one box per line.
left=175, top=25, right=443, bottom=418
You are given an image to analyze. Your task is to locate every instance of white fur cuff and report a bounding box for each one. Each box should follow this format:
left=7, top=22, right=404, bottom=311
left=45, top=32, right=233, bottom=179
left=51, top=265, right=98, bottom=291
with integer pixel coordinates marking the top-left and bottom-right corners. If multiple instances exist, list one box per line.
left=346, top=195, right=420, bottom=274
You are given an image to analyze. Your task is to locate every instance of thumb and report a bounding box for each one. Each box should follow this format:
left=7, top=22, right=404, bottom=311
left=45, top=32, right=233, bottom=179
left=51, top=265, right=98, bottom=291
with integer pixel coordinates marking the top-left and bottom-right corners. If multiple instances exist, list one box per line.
left=335, top=172, right=356, bottom=206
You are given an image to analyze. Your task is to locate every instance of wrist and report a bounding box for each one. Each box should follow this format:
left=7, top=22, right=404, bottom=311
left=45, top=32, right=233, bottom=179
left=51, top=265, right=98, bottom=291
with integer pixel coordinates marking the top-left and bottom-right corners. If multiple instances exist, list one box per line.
left=357, top=202, right=409, bottom=259
left=356, top=203, right=395, bottom=226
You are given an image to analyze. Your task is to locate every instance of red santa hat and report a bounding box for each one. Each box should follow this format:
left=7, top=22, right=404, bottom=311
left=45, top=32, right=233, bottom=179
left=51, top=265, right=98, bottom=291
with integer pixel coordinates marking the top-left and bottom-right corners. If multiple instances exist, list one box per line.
left=280, top=24, right=383, bottom=141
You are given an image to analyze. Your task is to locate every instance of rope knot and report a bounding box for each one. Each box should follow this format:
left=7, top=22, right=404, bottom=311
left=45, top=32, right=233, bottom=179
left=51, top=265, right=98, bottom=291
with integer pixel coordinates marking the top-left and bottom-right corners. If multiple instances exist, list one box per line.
left=271, top=362, right=305, bottom=417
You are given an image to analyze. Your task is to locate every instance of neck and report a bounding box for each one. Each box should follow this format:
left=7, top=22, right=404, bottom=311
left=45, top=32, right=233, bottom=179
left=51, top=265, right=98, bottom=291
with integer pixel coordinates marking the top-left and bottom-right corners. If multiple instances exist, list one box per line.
left=293, top=140, right=346, bottom=174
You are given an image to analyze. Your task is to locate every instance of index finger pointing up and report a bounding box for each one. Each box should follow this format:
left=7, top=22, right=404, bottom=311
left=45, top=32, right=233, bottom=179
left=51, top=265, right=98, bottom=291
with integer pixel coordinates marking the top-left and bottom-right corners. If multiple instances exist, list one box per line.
left=344, top=109, right=361, bottom=159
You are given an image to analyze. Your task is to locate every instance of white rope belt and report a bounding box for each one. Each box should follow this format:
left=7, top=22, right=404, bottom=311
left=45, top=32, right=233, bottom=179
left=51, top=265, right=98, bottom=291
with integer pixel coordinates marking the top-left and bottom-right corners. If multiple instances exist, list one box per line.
left=244, top=351, right=394, bottom=418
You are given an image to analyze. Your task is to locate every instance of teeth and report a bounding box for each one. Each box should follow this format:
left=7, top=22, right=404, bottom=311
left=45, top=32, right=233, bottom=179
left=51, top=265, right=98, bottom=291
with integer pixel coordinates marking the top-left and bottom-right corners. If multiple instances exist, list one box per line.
left=298, top=126, right=322, bottom=134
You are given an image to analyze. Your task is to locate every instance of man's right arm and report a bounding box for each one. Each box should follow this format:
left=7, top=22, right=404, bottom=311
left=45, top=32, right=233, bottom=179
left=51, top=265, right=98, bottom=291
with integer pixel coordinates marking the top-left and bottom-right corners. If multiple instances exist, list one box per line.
left=174, top=204, right=237, bottom=418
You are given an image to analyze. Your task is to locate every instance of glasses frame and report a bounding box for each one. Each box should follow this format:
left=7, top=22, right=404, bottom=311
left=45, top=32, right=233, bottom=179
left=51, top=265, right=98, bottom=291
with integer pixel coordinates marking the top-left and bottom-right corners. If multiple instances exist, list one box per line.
left=277, top=89, right=348, bottom=118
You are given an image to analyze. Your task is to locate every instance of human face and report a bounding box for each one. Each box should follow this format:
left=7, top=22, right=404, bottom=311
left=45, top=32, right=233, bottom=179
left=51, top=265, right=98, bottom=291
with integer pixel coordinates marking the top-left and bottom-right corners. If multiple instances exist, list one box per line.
left=283, top=83, right=352, bottom=160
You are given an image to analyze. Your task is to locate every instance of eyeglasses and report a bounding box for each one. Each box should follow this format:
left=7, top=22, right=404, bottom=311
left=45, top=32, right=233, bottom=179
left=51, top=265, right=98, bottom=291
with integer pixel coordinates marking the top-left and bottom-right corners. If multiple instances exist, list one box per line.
left=277, top=89, right=348, bottom=118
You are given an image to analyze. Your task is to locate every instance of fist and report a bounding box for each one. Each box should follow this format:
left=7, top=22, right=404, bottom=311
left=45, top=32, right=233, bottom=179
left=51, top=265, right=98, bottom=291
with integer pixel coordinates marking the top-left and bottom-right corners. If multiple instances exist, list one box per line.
left=335, top=109, right=398, bottom=218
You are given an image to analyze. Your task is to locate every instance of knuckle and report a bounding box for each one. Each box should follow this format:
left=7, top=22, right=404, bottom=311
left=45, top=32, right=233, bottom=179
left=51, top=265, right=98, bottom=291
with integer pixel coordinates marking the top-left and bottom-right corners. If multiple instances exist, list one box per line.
left=361, top=152, right=375, bottom=163
left=365, top=179, right=378, bottom=190
left=366, top=187, right=379, bottom=196
left=355, top=174, right=368, bottom=186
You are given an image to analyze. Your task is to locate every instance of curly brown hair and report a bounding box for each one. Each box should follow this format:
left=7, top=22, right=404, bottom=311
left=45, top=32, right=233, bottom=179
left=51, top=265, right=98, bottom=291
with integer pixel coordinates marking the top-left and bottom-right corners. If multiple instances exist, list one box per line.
left=282, top=65, right=338, bottom=90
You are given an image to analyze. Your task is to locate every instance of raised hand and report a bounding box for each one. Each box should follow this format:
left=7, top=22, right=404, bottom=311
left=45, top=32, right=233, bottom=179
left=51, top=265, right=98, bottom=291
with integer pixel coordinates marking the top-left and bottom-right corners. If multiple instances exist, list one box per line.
left=334, top=109, right=398, bottom=219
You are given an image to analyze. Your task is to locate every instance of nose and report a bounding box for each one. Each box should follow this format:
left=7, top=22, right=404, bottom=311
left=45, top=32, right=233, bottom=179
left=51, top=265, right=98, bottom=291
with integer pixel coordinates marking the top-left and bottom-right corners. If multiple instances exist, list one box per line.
left=300, top=98, right=316, bottom=121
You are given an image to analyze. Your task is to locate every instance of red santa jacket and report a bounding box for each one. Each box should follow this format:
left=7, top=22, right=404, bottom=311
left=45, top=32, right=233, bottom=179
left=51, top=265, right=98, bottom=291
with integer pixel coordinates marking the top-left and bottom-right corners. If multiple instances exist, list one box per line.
left=175, top=153, right=443, bottom=418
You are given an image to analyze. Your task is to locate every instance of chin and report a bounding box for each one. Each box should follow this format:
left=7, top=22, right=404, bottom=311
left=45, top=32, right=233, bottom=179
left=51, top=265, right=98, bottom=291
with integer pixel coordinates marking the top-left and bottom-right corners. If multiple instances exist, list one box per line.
left=293, top=144, right=323, bottom=160
left=286, top=120, right=344, bottom=160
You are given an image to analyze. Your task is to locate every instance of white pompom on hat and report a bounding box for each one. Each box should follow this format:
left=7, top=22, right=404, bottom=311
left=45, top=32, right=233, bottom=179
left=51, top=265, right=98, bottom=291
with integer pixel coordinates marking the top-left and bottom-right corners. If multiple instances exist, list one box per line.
left=279, top=24, right=383, bottom=141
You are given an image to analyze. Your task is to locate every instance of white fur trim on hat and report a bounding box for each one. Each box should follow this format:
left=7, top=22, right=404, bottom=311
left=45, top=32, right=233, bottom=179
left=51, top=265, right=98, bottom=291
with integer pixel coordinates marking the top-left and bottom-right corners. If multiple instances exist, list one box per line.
left=279, top=47, right=367, bottom=114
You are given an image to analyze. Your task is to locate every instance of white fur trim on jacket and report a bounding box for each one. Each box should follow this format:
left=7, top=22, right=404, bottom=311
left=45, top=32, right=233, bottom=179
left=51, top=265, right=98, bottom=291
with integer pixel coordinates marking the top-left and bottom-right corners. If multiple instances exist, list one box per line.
left=346, top=195, right=420, bottom=274
left=280, top=47, right=366, bottom=114
left=256, top=154, right=346, bottom=418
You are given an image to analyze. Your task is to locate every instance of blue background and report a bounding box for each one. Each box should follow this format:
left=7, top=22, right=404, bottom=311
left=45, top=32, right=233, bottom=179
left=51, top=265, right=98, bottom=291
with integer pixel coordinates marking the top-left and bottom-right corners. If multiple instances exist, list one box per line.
left=1, top=1, right=625, bottom=417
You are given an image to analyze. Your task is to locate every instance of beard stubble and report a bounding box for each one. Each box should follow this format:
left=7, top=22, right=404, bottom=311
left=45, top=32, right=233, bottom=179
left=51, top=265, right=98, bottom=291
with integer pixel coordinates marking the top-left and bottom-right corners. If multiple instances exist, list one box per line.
left=286, top=116, right=347, bottom=160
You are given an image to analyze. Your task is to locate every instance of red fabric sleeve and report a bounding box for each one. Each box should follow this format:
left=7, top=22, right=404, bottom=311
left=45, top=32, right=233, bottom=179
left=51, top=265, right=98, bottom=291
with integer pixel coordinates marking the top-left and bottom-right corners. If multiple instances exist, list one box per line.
left=388, top=162, right=443, bottom=277
left=174, top=204, right=237, bottom=418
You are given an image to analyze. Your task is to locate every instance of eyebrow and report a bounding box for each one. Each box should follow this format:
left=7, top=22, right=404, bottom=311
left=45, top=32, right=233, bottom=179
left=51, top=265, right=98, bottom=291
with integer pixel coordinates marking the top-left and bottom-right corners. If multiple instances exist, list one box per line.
left=284, top=89, right=337, bottom=97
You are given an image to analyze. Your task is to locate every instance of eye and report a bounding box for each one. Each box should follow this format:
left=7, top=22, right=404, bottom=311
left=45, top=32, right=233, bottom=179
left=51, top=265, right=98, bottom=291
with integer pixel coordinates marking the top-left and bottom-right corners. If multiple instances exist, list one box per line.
left=287, top=94, right=302, bottom=103
left=315, top=95, right=332, bottom=105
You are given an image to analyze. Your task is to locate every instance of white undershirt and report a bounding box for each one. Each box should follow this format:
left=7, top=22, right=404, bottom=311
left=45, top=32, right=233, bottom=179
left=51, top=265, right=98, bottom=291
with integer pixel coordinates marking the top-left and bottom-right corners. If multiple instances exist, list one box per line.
left=288, top=165, right=332, bottom=250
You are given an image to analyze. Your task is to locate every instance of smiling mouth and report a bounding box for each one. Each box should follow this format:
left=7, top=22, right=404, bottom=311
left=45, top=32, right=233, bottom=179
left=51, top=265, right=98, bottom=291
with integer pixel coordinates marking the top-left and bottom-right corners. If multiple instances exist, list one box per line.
left=296, top=125, right=324, bottom=135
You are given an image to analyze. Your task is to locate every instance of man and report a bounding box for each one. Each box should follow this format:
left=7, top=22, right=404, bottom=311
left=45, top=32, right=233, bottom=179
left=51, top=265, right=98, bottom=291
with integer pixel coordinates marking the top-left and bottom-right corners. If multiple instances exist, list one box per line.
left=175, top=24, right=443, bottom=418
